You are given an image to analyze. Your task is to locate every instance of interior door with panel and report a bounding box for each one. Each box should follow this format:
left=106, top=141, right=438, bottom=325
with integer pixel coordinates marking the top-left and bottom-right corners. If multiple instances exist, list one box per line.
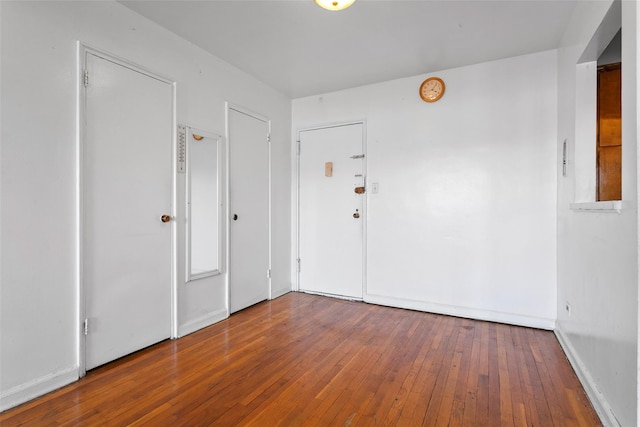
left=83, top=52, right=173, bottom=370
left=228, top=106, right=270, bottom=313
left=298, top=123, right=365, bottom=299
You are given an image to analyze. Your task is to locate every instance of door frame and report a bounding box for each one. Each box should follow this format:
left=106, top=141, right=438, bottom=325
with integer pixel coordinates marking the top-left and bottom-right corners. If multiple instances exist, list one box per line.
left=224, top=102, right=272, bottom=312
left=295, top=120, right=367, bottom=299
left=77, top=43, right=178, bottom=377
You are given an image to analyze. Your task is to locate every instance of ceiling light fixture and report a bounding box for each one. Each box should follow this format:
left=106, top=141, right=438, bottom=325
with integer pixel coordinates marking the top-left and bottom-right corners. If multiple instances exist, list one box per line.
left=315, top=0, right=355, bottom=11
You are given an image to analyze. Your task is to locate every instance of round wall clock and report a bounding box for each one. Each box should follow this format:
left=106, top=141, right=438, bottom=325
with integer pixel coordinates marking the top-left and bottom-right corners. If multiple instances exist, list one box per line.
left=419, top=77, right=445, bottom=103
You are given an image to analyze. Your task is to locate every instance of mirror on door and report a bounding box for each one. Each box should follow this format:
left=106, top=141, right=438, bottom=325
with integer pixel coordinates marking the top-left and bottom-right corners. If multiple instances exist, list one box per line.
left=185, top=126, right=222, bottom=281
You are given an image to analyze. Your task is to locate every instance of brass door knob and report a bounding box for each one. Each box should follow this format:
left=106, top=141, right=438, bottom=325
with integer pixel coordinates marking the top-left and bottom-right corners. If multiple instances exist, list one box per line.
left=353, top=210, right=360, bottom=219
left=161, top=214, right=171, bottom=223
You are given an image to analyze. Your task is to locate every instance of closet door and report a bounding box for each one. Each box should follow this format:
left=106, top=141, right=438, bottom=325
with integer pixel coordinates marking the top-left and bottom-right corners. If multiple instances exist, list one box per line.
left=84, top=52, right=173, bottom=370
left=228, top=106, right=270, bottom=313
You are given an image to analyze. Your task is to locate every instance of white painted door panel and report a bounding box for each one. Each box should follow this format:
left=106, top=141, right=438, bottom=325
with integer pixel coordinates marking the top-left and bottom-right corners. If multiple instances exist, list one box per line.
left=299, top=123, right=364, bottom=299
left=84, top=53, right=172, bottom=370
left=228, top=108, right=270, bottom=313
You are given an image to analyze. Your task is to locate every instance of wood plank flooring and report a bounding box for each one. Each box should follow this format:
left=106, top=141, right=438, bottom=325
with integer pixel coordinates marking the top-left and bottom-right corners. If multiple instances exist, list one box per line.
left=1, top=292, right=601, bottom=426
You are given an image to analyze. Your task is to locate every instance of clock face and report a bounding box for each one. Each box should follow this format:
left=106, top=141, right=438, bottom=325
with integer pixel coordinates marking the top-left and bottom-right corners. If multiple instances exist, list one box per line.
left=419, top=77, right=445, bottom=102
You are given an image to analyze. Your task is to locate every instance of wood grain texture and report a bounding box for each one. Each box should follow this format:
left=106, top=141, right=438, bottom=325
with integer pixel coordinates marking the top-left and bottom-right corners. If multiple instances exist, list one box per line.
left=0, top=293, right=601, bottom=426
left=597, top=62, right=622, bottom=201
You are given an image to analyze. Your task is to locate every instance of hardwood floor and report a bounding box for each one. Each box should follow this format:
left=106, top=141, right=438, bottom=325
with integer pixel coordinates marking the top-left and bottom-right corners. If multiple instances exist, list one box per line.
left=1, top=292, right=601, bottom=426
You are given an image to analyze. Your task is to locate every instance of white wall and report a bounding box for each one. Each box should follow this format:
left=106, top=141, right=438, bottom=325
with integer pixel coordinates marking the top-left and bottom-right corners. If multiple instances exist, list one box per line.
left=555, top=0, right=638, bottom=425
left=0, top=0, right=291, bottom=410
left=293, top=50, right=558, bottom=329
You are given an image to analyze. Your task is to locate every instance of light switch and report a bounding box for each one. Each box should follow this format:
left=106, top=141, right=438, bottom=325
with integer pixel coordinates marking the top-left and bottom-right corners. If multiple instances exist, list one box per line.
left=371, top=182, right=379, bottom=194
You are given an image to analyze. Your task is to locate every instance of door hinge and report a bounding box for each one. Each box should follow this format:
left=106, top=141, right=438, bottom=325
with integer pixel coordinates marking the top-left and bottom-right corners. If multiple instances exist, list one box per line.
left=267, top=133, right=271, bottom=143
left=267, top=268, right=272, bottom=279
left=83, top=69, right=89, bottom=88
left=297, top=258, right=301, bottom=272
left=83, top=318, right=89, bottom=335
left=350, top=154, right=365, bottom=159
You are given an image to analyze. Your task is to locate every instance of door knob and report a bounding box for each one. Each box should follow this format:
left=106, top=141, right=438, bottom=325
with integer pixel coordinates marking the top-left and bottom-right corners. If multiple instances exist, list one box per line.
left=233, top=214, right=238, bottom=221
left=353, top=209, right=360, bottom=219
left=161, top=214, right=171, bottom=223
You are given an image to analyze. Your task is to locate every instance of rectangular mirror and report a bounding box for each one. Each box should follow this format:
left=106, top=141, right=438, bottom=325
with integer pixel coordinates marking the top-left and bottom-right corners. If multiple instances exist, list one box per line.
left=185, top=126, right=221, bottom=281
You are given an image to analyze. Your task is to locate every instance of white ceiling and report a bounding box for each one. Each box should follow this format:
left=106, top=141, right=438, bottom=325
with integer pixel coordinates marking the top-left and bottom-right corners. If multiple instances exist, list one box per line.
left=120, top=0, right=578, bottom=98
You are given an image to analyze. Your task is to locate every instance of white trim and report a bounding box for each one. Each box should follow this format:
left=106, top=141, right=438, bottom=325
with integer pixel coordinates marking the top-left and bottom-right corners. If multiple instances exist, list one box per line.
left=224, top=106, right=231, bottom=315
left=297, top=120, right=366, bottom=134
left=80, top=43, right=174, bottom=85
left=364, top=293, right=556, bottom=330
left=299, top=289, right=362, bottom=302
left=226, top=103, right=271, bottom=125
left=361, top=122, right=368, bottom=300
left=177, top=308, right=228, bottom=338
left=0, top=366, right=78, bottom=412
left=570, top=201, right=624, bottom=213
left=268, top=118, right=273, bottom=301
left=170, top=80, right=178, bottom=340
left=271, top=286, right=291, bottom=299
left=77, top=43, right=178, bottom=377
left=294, top=128, right=300, bottom=292
left=555, top=329, right=618, bottom=426
left=75, top=41, right=85, bottom=377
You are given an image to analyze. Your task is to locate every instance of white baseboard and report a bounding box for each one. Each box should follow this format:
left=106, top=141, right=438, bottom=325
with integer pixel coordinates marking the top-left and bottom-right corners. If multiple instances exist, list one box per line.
left=177, top=308, right=228, bottom=338
left=554, top=329, right=619, bottom=427
left=271, top=285, right=292, bottom=299
left=0, top=365, right=78, bottom=412
left=364, top=293, right=556, bottom=330
left=299, top=289, right=362, bottom=302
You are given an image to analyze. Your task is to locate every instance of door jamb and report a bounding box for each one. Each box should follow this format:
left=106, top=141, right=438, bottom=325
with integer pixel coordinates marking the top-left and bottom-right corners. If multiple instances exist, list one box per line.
left=77, top=43, right=178, bottom=377
left=295, top=120, right=367, bottom=298
left=224, top=102, right=273, bottom=314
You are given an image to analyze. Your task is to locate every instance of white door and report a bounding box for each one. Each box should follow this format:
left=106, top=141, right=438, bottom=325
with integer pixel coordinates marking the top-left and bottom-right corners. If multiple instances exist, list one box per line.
left=228, top=107, right=270, bottom=313
left=298, top=123, right=364, bottom=299
left=83, top=52, right=173, bottom=370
